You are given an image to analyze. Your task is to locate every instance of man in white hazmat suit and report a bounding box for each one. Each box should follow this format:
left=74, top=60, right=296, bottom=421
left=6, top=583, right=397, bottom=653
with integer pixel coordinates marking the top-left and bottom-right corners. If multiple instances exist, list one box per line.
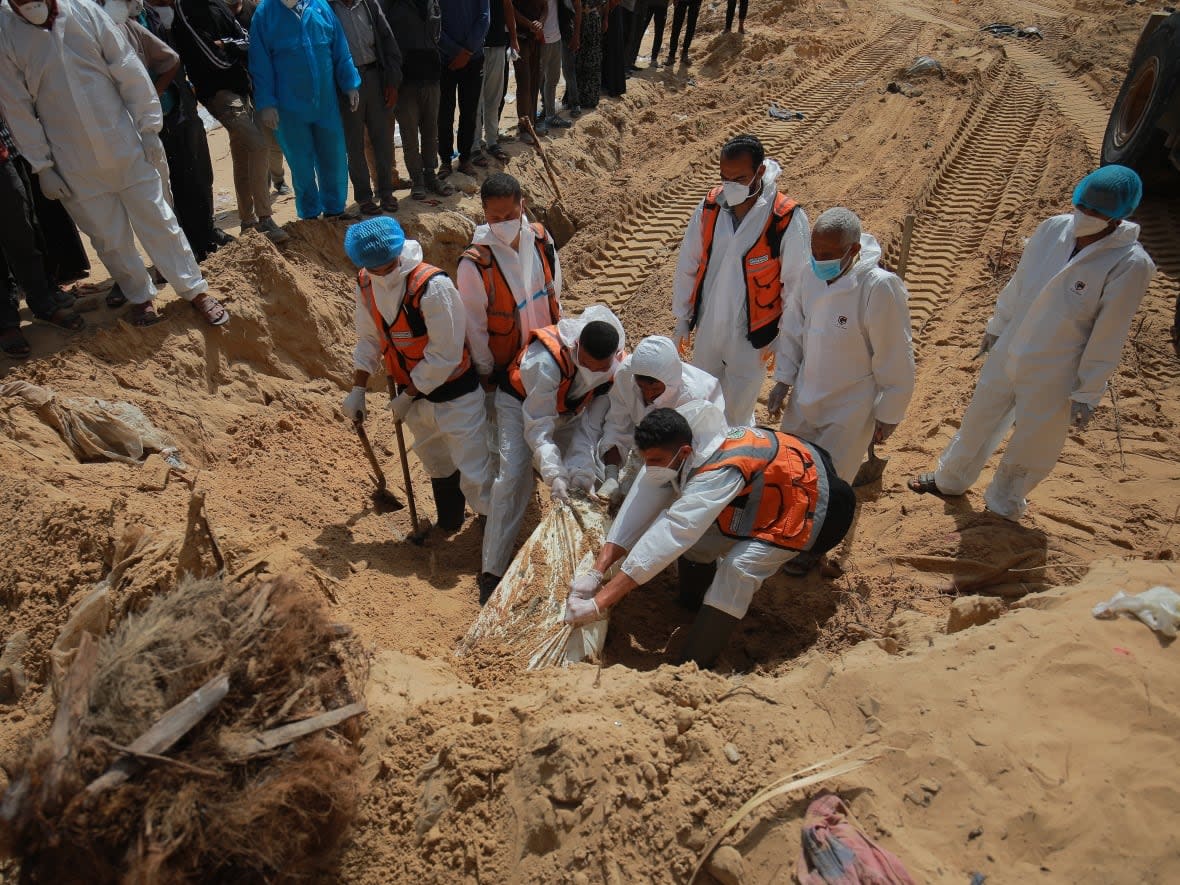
left=596, top=334, right=725, bottom=506
left=768, top=207, right=915, bottom=482
left=478, top=304, right=625, bottom=603
left=672, top=133, right=810, bottom=426
left=457, top=171, right=563, bottom=390
left=563, top=405, right=857, bottom=669
left=910, top=165, right=1156, bottom=520
left=0, top=0, right=228, bottom=327
left=342, top=217, right=493, bottom=537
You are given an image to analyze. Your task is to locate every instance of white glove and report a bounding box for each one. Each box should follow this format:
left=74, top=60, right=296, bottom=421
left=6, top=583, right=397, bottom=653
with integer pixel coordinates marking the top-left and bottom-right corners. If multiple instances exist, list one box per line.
left=38, top=167, right=71, bottom=201
left=767, top=381, right=790, bottom=419
left=388, top=390, right=414, bottom=423
left=562, top=594, right=601, bottom=626
left=347, top=90, right=360, bottom=112
left=570, top=569, right=602, bottom=600
left=550, top=476, right=569, bottom=503
left=343, top=385, right=367, bottom=422
left=594, top=464, right=622, bottom=505
left=258, top=107, right=280, bottom=129
left=1070, top=401, right=1094, bottom=430
left=974, top=332, right=998, bottom=360
left=141, top=130, right=167, bottom=169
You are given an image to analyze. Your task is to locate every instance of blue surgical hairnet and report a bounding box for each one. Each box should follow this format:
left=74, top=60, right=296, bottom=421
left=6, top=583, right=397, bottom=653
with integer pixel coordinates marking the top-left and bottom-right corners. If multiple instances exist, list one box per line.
left=1072, top=165, right=1143, bottom=220
left=344, top=217, right=405, bottom=269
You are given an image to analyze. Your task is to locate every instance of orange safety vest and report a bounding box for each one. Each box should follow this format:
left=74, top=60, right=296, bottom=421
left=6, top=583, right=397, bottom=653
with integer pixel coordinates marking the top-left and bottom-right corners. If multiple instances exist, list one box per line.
left=460, top=222, right=560, bottom=372
left=688, top=187, right=798, bottom=349
left=503, top=325, right=614, bottom=415
left=358, top=262, right=473, bottom=389
left=694, top=427, right=821, bottom=550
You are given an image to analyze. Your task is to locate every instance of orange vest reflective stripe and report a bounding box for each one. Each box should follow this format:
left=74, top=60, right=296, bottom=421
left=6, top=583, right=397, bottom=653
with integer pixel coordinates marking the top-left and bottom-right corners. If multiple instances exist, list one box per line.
left=460, top=222, right=560, bottom=372
left=688, top=187, right=798, bottom=349
left=694, top=427, right=820, bottom=550
left=358, top=262, right=473, bottom=388
left=504, top=325, right=614, bottom=415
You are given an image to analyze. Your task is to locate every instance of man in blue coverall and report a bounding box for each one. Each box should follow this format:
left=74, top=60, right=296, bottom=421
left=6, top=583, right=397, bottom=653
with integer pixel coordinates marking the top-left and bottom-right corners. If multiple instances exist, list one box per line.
left=437, top=0, right=489, bottom=178
left=249, top=0, right=361, bottom=219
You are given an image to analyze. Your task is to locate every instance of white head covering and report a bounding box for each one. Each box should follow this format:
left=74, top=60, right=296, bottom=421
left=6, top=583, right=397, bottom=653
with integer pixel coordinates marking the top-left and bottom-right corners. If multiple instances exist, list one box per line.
left=677, top=399, right=729, bottom=467
left=631, top=336, right=684, bottom=406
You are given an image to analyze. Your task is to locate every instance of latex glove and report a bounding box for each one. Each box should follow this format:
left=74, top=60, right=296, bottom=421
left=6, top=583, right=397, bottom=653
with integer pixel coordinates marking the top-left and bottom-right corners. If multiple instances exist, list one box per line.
left=388, top=390, right=414, bottom=423
left=873, top=421, right=897, bottom=444
left=570, top=472, right=595, bottom=493
left=767, top=381, right=790, bottom=419
left=1070, top=401, right=1094, bottom=431
left=347, top=90, right=360, bottom=112
left=973, top=332, right=998, bottom=360
left=343, top=385, right=367, bottom=422
left=562, top=594, right=601, bottom=626
left=38, top=167, right=71, bottom=201
left=258, top=107, right=280, bottom=130
left=550, top=476, right=569, bottom=503
left=383, top=85, right=398, bottom=109
left=141, top=130, right=167, bottom=169
left=594, top=464, right=621, bottom=505
left=570, top=569, right=603, bottom=600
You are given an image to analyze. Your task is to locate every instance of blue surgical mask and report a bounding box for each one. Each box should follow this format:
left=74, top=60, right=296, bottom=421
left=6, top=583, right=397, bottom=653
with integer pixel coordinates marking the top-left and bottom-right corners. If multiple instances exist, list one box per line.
left=810, top=254, right=846, bottom=282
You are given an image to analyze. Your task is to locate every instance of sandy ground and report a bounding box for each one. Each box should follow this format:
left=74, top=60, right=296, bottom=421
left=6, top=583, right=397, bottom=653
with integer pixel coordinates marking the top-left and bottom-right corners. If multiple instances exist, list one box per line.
left=2, top=0, right=1179, bottom=881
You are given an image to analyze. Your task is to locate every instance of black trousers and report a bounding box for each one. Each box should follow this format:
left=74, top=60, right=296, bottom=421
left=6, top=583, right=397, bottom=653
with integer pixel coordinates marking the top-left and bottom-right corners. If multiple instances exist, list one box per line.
left=0, top=158, right=63, bottom=329
left=162, top=99, right=218, bottom=261
left=627, top=0, right=667, bottom=67
left=667, top=0, right=701, bottom=60
left=27, top=170, right=89, bottom=285
left=438, top=57, right=483, bottom=164
left=725, top=0, right=747, bottom=29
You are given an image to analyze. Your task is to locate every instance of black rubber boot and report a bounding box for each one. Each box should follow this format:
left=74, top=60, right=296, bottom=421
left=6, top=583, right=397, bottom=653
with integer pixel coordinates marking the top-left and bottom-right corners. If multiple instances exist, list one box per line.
left=477, top=572, right=500, bottom=606
left=676, top=604, right=741, bottom=670
left=431, top=470, right=467, bottom=532
left=677, top=556, right=717, bottom=611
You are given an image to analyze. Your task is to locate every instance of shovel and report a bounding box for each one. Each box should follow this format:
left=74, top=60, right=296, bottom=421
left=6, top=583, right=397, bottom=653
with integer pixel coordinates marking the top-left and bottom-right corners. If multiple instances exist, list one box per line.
left=388, top=379, right=432, bottom=545
left=852, top=443, right=889, bottom=487
left=353, top=414, right=404, bottom=513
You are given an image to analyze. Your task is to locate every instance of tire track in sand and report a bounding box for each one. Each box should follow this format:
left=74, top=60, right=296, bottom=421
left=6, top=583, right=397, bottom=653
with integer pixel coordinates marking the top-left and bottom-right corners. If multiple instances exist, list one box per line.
left=877, top=64, right=1053, bottom=347
left=576, top=19, right=923, bottom=306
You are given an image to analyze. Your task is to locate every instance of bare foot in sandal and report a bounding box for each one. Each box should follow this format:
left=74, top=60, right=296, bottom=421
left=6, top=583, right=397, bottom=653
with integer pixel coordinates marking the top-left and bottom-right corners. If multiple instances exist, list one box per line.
left=908, top=472, right=956, bottom=496
left=40, top=306, right=86, bottom=332
left=191, top=292, right=229, bottom=326
left=128, top=301, right=163, bottom=327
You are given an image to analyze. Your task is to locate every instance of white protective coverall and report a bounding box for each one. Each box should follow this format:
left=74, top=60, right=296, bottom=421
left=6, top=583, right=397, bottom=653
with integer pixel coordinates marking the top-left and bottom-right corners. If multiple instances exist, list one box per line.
left=672, top=159, right=810, bottom=427
left=606, top=401, right=798, bottom=619
left=353, top=239, right=493, bottom=514
left=775, top=233, right=916, bottom=481
left=481, top=305, right=625, bottom=577
left=456, top=214, right=564, bottom=378
left=599, top=334, right=726, bottom=465
left=0, top=0, right=207, bottom=306
left=935, top=213, right=1155, bottom=519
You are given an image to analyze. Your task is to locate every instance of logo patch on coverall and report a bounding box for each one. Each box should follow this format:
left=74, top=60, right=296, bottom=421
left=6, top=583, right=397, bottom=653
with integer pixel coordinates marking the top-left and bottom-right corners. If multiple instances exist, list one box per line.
left=837, top=316, right=849, bottom=327
left=1072, top=280, right=1086, bottom=293
left=726, top=428, right=745, bottom=440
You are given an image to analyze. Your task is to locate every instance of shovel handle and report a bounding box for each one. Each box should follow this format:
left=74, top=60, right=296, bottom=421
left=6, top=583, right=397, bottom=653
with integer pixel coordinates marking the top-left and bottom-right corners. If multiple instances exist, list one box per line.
left=388, top=379, right=422, bottom=535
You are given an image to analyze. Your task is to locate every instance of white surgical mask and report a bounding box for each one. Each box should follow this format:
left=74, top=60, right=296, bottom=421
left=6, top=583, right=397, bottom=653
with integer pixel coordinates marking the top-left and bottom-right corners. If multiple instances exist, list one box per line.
left=154, top=4, right=174, bottom=25
left=650, top=383, right=680, bottom=409
left=1072, top=207, right=1110, bottom=237
left=104, top=0, right=132, bottom=25
left=643, top=450, right=687, bottom=491
left=489, top=217, right=521, bottom=246
left=16, top=2, right=51, bottom=24
left=720, top=178, right=753, bottom=207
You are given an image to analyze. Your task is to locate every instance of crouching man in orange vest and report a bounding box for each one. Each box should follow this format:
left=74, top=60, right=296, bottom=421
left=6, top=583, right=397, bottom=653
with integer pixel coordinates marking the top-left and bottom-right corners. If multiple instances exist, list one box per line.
left=563, top=406, right=856, bottom=668
left=672, top=133, right=810, bottom=427
left=342, top=217, right=494, bottom=534
left=457, top=172, right=562, bottom=389
left=478, top=305, right=626, bottom=604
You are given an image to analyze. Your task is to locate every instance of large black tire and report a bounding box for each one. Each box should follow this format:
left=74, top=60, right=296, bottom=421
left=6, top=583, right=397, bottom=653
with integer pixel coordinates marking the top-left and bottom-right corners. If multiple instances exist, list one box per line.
left=1101, top=15, right=1180, bottom=188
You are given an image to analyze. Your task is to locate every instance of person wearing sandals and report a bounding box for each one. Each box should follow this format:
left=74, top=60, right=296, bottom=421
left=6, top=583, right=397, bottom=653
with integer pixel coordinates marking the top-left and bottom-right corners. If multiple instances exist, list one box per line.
left=0, top=0, right=229, bottom=328
left=909, top=166, right=1155, bottom=521
left=387, top=0, right=454, bottom=199
left=0, top=117, right=84, bottom=358
left=330, top=0, right=403, bottom=216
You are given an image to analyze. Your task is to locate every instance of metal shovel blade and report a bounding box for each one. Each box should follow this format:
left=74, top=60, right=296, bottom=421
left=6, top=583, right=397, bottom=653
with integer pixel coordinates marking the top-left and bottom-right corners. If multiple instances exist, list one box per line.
left=354, top=418, right=405, bottom=512
left=852, top=444, right=890, bottom=487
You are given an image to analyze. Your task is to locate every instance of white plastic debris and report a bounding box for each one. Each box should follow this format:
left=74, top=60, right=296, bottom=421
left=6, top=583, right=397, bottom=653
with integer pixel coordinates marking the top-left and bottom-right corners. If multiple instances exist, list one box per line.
left=458, top=498, right=611, bottom=670
left=1092, top=586, right=1180, bottom=638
